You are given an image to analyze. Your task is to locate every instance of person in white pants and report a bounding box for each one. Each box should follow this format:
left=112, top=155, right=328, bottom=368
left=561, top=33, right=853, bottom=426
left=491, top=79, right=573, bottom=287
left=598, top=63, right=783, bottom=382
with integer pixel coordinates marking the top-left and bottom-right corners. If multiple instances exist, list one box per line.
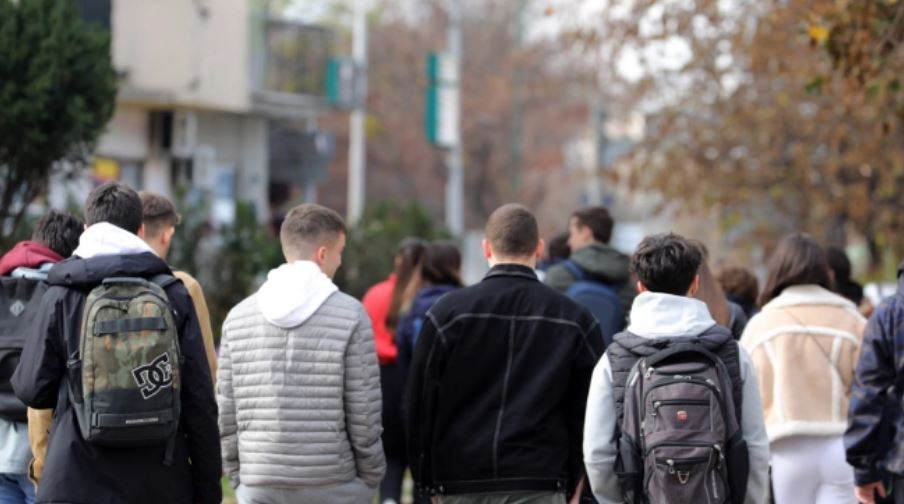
left=740, top=234, right=867, bottom=503
left=771, top=436, right=856, bottom=502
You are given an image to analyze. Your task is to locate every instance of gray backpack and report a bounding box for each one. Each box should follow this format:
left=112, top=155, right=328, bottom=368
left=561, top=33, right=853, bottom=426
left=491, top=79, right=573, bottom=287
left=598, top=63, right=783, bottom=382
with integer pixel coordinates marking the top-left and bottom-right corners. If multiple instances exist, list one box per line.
left=617, top=342, right=749, bottom=504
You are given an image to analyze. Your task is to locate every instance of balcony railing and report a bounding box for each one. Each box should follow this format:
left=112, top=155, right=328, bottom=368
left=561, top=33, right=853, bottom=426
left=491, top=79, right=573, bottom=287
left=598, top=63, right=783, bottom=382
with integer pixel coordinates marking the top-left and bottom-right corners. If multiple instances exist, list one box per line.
left=250, top=15, right=334, bottom=116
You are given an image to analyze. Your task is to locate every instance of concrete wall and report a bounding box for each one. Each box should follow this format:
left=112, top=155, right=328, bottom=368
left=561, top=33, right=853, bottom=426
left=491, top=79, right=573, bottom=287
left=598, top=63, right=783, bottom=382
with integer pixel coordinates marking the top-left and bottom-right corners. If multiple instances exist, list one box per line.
left=91, top=106, right=269, bottom=223
left=112, top=0, right=251, bottom=112
left=95, top=107, right=149, bottom=159
left=195, top=112, right=268, bottom=221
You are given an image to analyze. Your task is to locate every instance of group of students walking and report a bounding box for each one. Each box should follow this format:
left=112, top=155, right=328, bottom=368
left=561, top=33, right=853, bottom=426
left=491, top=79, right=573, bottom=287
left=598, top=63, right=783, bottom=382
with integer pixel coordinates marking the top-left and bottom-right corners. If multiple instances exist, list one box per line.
left=0, top=181, right=902, bottom=504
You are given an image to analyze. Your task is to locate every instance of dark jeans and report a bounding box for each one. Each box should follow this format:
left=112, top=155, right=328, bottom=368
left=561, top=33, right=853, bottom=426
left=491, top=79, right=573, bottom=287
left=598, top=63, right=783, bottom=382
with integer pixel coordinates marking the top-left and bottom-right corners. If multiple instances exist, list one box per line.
left=379, top=362, right=405, bottom=503
left=894, top=476, right=904, bottom=504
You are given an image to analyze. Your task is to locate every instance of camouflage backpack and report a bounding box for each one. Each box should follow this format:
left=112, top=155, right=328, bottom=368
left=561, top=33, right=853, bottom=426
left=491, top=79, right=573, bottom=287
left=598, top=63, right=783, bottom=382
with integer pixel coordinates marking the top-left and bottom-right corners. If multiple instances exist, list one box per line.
left=65, top=275, right=182, bottom=461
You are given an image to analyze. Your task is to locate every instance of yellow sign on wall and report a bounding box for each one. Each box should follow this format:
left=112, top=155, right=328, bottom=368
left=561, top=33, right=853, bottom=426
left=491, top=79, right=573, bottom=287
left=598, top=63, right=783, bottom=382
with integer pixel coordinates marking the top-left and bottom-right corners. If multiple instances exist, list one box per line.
left=93, top=158, right=119, bottom=181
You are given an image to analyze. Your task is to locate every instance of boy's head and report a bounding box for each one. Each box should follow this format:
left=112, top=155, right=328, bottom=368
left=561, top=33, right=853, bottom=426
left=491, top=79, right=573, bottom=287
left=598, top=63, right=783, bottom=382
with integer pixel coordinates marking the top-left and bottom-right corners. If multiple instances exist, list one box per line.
left=483, top=204, right=543, bottom=266
left=139, top=191, right=182, bottom=260
left=279, top=203, right=346, bottom=278
left=31, top=210, right=84, bottom=258
left=716, top=266, right=759, bottom=309
left=546, top=232, right=570, bottom=262
left=631, top=233, right=703, bottom=296
left=568, top=206, right=613, bottom=251
left=85, top=181, right=144, bottom=234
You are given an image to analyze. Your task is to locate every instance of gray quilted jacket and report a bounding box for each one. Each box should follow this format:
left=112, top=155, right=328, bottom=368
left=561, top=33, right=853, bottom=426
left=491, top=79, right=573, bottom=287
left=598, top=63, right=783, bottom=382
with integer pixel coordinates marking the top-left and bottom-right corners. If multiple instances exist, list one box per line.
left=217, top=286, right=385, bottom=490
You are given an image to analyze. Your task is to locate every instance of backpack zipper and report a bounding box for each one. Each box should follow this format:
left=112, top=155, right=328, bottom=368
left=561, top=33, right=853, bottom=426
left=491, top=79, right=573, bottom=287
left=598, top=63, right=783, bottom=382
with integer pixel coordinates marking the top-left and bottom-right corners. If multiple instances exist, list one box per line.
left=645, top=439, right=718, bottom=455
left=643, top=377, right=730, bottom=431
left=652, top=398, right=709, bottom=416
left=655, top=456, right=709, bottom=469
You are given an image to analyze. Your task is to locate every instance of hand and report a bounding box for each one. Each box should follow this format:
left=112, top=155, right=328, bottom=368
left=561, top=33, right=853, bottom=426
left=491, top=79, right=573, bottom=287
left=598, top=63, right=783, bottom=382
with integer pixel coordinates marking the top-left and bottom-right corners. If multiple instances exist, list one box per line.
left=569, top=476, right=586, bottom=504
left=855, top=481, right=886, bottom=504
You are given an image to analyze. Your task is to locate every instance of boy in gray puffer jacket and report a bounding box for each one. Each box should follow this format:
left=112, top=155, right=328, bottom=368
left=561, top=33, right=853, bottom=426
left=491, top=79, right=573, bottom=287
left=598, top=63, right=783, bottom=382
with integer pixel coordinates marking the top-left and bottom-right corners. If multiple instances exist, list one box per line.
left=218, top=203, right=385, bottom=504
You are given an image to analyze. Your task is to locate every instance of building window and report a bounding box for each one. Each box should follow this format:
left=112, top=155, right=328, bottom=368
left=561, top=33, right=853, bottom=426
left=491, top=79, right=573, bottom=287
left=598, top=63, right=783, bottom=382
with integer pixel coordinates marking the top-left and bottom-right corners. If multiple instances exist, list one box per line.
left=77, top=0, right=111, bottom=30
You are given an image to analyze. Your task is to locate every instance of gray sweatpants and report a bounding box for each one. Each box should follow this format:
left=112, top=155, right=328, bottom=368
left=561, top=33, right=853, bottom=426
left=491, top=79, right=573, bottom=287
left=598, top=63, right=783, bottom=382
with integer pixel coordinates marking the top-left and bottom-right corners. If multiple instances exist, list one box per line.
left=438, top=492, right=567, bottom=504
left=235, top=479, right=374, bottom=504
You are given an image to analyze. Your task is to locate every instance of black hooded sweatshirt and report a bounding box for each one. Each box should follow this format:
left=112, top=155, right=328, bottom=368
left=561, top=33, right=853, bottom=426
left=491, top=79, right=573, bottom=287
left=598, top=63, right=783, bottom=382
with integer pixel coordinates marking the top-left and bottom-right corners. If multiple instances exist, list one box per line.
left=12, top=252, right=222, bottom=504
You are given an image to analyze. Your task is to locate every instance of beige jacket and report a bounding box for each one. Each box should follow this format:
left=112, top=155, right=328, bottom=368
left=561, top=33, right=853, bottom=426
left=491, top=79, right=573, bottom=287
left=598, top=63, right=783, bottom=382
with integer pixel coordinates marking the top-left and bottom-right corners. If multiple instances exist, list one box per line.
left=740, top=285, right=866, bottom=442
left=28, top=270, right=217, bottom=484
left=174, top=270, right=217, bottom=381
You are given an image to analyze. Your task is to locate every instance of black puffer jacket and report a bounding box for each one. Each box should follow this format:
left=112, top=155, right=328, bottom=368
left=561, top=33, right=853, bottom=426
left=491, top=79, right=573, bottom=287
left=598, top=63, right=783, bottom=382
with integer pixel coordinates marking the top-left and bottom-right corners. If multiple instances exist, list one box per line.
left=12, top=252, right=221, bottom=504
left=406, top=264, right=604, bottom=498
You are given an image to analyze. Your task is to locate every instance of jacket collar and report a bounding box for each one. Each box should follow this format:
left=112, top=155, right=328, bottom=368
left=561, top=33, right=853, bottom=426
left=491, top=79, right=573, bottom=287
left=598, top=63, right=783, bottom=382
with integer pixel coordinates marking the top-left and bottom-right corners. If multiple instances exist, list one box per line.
left=484, top=263, right=539, bottom=282
left=762, top=284, right=856, bottom=312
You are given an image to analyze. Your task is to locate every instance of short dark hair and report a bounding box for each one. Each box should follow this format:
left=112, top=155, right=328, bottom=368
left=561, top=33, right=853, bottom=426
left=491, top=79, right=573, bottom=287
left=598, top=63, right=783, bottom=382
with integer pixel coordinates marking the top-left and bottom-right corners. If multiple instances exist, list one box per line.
left=85, top=181, right=144, bottom=233
left=31, top=210, right=84, bottom=258
left=279, top=203, right=346, bottom=260
left=825, top=247, right=864, bottom=305
left=825, top=247, right=852, bottom=283
left=631, top=233, right=703, bottom=295
left=759, top=233, right=831, bottom=306
left=572, top=206, right=614, bottom=244
left=140, top=191, right=182, bottom=239
left=485, top=204, right=539, bottom=258
left=547, top=232, right=570, bottom=261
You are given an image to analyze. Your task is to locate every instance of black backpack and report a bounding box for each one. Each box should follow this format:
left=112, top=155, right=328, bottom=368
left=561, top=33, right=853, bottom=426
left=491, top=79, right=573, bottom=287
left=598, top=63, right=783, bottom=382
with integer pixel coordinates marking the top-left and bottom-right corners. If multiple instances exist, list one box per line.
left=613, top=338, right=749, bottom=504
left=0, top=266, right=51, bottom=422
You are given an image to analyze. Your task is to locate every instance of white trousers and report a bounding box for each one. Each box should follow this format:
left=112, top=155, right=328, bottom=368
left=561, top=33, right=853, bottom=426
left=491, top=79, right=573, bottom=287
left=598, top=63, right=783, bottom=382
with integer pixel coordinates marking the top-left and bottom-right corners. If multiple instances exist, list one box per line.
left=770, top=435, right=855, bottom=504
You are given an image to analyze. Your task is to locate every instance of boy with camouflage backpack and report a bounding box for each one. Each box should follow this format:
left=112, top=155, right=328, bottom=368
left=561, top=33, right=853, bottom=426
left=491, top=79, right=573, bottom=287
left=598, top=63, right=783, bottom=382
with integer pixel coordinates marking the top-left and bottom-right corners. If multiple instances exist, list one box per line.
left=583, top=233, right=770, bottom=504
left=11, top=182, right=221, bottom=504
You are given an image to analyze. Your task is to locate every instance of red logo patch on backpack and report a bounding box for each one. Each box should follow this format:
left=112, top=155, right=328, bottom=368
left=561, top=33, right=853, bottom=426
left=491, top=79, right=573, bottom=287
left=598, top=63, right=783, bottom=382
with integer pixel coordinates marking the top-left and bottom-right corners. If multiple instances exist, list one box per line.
left=676, top=410, right=688, bottom=422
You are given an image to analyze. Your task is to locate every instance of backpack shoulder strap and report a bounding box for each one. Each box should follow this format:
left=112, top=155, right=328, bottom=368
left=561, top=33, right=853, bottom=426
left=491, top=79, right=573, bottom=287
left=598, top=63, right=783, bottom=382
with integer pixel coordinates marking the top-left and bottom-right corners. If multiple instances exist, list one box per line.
left=607, top=339, right=641, bottom=427
left=150, top=274, right=179, bottom=290
left=644, top=341, right=720, bottom=368
left=716, top=339, right=744, bottom=422
left=561, top=260, right=585, bottom=282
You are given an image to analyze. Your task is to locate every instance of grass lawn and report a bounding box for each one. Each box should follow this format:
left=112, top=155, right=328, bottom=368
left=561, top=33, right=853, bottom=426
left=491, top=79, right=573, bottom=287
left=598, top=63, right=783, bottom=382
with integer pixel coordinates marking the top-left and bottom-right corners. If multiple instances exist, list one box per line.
left=221, top=477, right=236, bottom=504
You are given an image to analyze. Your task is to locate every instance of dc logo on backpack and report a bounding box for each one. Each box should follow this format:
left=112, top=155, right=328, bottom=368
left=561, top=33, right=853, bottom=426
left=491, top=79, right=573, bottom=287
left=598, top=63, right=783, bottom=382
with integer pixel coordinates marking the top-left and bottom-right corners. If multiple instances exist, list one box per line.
left=132, top=353, right=174, bottom=399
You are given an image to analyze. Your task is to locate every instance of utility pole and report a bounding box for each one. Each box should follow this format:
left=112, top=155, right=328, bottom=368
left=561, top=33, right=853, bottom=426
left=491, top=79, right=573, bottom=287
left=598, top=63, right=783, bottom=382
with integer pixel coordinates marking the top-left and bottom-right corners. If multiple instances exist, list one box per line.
left=347, top=0, right=367, bottom=225
left=509, top=0, right=526, bottom=193
left=445, top=0, right=464, bottom=236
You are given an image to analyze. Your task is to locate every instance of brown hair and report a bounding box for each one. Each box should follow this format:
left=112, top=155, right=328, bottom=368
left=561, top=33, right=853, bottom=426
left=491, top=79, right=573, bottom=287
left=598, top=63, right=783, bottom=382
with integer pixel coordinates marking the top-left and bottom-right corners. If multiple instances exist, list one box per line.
left=399, top=241, right=465, bottom=317
left=716, top=266, right=760, bottom=311
left=485, top=204, right=539, bottom=258
left=690, top=241, right=731, bottom=327
left=279, top=204, right=346, bottom=261
left=758, top=233, right=831, bottom=307
left=572, top=206, right=614, bottom=244
left=139, top=191, right=182, bottom=239
left=31, top=210, right=83, bottom=258
left=385, top=238, right=428, bottom=332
